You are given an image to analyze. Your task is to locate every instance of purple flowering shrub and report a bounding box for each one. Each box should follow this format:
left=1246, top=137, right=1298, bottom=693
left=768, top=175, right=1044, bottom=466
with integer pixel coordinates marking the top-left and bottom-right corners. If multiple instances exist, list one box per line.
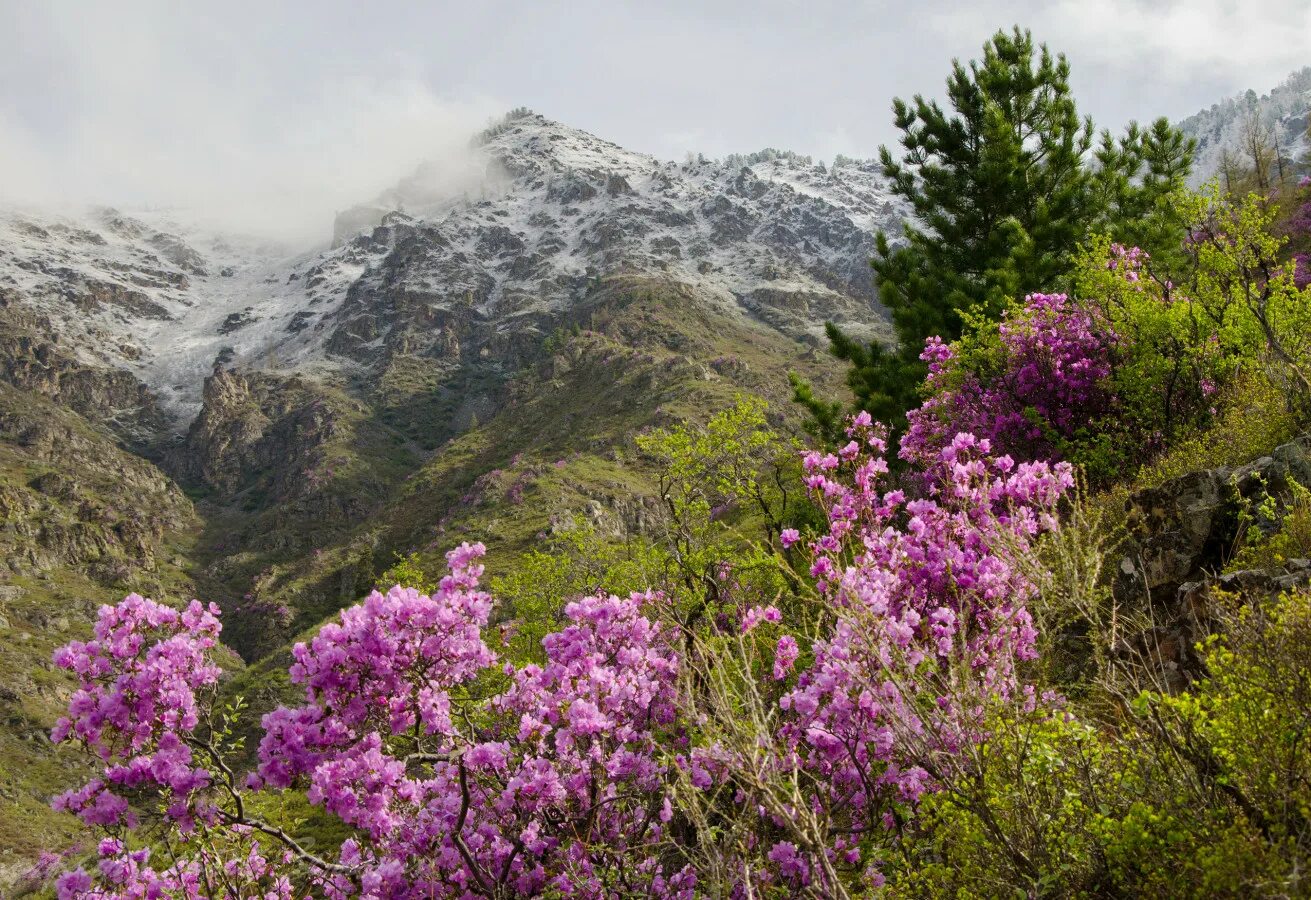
left=901, top=292, right=1118, bottom=470
left=901, top=232, right=1272, bottom=480
left=47, top=414, right=1072, bottom=897
left=47, top=595, right=298, bottom=897
left=677, top=414, right=1071, bottom=891
left=51, top=595, right=224, bottom=830
left=51, top=544, right=696, bottom=898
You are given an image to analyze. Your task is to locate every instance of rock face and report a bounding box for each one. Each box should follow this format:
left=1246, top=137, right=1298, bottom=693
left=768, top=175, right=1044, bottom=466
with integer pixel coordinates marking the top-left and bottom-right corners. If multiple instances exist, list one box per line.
left=175, top=369, right=340, bottom=502
left=0, top=383, right=195, bottom=582
left=1114, top=434, right=1311, bottom=688
left=0, top=302, right=169, bottom=445
left=327, top=115, right=904, bottom=351
left=1116, top=434, right=1311, bottom=605
left=0, top=205, right=306, bottom=422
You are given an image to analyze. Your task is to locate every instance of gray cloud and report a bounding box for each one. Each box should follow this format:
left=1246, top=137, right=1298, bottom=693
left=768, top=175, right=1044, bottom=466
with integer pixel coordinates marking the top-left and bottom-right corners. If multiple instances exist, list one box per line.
left=0, top=2, right=500, bottom=243
left=1, top=0, right=1306, bottom=245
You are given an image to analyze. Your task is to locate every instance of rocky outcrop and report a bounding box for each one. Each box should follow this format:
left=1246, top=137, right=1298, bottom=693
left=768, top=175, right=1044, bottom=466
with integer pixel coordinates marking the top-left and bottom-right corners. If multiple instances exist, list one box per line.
left=1116, top=434, right=1311, bottom=604
left=1113, top=434, right=1311, bottom=689
left=0, top=382, right=194, bottom=582
left=148, top=232, right=208, bottom=276
left=550, top=493, right=661, bottom=541
left=174, top=369, right=341, bottom=503
left=0, top=309, right=171, bottom=444
left=312, top=112, right=902, bottom=376
left=1115, top=560, right=1311, bottom=692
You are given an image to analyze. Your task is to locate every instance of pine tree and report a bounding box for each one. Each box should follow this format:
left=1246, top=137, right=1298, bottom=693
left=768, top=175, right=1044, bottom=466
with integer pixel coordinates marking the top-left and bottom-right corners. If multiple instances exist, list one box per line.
left=1094, top=116, right=1196, bottom=272
left=797, top=27, right=1193, bottom=440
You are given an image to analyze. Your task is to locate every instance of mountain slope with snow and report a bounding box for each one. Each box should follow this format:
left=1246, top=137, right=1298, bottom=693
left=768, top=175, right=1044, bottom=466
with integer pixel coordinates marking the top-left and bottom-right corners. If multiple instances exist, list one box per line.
left=1179, top=66, right=1311, bottom=185
left=0, top=111, right=905, bottom=426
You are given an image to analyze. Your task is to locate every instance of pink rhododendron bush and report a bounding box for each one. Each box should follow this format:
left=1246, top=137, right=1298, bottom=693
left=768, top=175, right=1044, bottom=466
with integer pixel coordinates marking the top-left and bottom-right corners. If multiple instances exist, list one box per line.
left=902, top=198, right=1311, bottom=481
left=900, top=291, right=1119, bottom=470
left=899, top=241, right=1236, bottom=481
left=675, top=416, right=1072, bottom=893
left=47, top=415, right=1072, bottom=898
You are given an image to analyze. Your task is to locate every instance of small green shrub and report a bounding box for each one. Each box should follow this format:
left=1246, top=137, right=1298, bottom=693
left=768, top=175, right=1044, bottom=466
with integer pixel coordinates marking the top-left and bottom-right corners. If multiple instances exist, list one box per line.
left=378, top=550, right=434, bottom=592
left=1229, top=480, right=1311, bottom=572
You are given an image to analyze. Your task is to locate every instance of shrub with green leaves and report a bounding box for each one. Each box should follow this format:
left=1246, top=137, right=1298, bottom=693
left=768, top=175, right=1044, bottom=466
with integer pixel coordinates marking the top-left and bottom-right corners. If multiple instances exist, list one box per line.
left=905, top=186, right=1311, bottom=485
left=1228, top=479, right=1311, bottom=572
left=877, top=586, right=1311, bottom=898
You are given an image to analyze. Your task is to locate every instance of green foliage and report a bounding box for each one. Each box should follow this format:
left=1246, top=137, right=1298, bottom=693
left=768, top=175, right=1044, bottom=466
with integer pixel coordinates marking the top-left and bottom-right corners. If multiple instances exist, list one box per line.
left=490, top=522, right=667, bottom=665
left=878, top=27, right=1098, bottom=322
left=490, top=397, right=820, bottom=666
left=808, top=27, right=1195, bottom=434
left=636, top=395, right=787, bottom=534
left=1178, top=186, right=1311, bottom=416
left=1092, top=117, right=1197, bottom=276
left=1115, top=366, right=1299, bottom=496
left=635, top=396, right=814, bottom=626
left=378, top=550, right=434, bottom=592
left=885, top=711, right=1132, bottom=897
left=1229, top=479, right=1311, bottom=572
left=1072, top=232, right=1228, bottom=449
left=542, top=325, right=570, bottom=355
left=1142, top=590, right=1311, bottom=892
left=881, top=589, right=1311, bottom=898
left=787, top=370, right=844, bottom=445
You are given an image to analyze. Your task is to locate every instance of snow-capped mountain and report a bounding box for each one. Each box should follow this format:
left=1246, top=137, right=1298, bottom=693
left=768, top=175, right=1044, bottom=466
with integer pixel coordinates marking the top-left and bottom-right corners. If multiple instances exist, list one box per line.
left=1179, top=66, right=1311, bottom=185
left=0, top=110, right=906, bottom=425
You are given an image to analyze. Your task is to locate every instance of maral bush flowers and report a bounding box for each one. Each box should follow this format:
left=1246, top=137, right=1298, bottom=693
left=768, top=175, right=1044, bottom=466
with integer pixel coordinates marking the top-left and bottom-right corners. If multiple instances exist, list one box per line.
left=49, top=415, right=1071, bottom=897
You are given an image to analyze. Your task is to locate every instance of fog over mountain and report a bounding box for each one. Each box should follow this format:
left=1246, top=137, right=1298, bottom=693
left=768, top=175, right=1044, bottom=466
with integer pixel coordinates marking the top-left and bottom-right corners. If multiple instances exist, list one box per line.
left=0, top=111, right=906, bottom=425
left=3, top=1, right=1308, bottom=242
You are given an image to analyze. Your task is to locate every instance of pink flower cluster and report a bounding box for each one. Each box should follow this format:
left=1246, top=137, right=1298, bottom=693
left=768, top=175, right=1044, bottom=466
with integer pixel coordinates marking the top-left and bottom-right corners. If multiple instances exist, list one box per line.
left=741, top=604, right=781, bottom=633
left=52, top=545, right=694, bottom=898
left=902, top=292, right=1117, bottom=468
left=47, top=428, right=1071, bottom=896
left=256, top=543, right=693, bottom=897
left=50, top=594, right=223, bottom=830
left=1105, top=242, right=1148, bottom=280
left=750, top=415, right=1070, bottom=887
left=56, top=838, right=293, bottom=900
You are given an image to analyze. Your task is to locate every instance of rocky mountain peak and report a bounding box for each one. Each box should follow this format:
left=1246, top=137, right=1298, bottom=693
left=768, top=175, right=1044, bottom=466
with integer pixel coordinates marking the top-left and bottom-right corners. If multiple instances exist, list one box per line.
left=0, top=110, right=906, bottom=432
left=477, top=110, right=658, bottom=180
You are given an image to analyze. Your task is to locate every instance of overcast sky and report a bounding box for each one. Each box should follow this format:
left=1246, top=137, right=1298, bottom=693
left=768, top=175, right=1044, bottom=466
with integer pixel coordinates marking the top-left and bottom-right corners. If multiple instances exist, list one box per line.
left=2, top=0, right=1308, bottom=242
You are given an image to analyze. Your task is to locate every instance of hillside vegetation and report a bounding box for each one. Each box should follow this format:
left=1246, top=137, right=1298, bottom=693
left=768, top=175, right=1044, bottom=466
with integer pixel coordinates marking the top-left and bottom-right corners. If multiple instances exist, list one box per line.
left=4, top=26, right=1311, bottom=900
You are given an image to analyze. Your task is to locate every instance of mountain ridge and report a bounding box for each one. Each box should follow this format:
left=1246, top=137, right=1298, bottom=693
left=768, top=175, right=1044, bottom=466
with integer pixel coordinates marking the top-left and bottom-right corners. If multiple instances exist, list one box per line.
left=0, top=110, right=904, bottom=429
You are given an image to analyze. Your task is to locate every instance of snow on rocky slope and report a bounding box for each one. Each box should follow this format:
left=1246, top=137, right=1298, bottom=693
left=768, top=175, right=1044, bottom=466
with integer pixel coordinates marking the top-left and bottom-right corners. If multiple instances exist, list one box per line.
left=0, top=205, right=358, bottom=419
left=0, top=110, right=906, bottom=425
left=1180, top=66, right=1311, bottom=185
